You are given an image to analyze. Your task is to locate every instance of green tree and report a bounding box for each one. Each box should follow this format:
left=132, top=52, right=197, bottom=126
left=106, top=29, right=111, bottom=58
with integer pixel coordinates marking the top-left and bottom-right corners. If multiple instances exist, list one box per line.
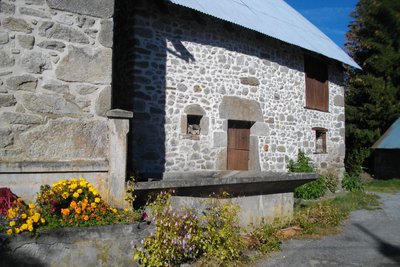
left=345, top=0, right=400, bottom=175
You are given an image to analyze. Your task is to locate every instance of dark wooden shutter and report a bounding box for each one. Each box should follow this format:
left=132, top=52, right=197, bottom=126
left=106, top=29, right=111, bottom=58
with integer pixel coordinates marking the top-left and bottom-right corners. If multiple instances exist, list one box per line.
left=305, top=56, right=328, bottom=112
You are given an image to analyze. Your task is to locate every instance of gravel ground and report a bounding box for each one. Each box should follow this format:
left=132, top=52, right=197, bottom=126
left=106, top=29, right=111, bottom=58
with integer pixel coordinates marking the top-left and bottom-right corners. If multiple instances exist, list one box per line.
left=255, top=192, right=400, bottom=267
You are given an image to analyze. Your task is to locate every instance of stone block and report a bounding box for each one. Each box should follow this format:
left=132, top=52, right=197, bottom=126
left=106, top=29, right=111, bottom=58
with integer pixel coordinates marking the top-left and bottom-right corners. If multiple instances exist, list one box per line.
left=0, top=128, right=13, bottom=148
left=26, top=0, right=45, bottom=5
left=19, top=118, right=108, bottom=159
left=0, top=32, right=9, bottom=45
left=42, top=80, right=69, bottom=94
left=0, top=51, right=15, bottom=68
left=6, top=75, right=37, bottom=91
left=56, top=46, right=112, bottom=84
left=16, top=92, right=81, bottom=115
left=43, top=23, right=89, bottom=44
left=74, top=84, right=97, bottom=95
left=184, top=104, right=205, bottom=115
left=0, top=2, right=15, bottom=14
left=95, top=86, right=111, bottom=117
left=250, top=122, right=270, bottom=136
left=240, top=77, right=260, bottom=86
left=37, top=40, right=66, bottom=51
left=219, top=96, right=263, bottom=122
left=213, top=132, right=227, bottom=147
left=20, top=51, right=52, bottom=74
left=17, top=35, right=35, bottom=49
left=3, top=17, right=33, bottom=33
left=1, top=111, right=43, bottom=125
left=334, top=95, right=344, bottom=107
left=46, top=0, right=114, bottom=18
left=19, top=7, right=51, bottom=18
left=99, top=20, right=113, bottom=48
left=0, top=94, right=17, bottom=107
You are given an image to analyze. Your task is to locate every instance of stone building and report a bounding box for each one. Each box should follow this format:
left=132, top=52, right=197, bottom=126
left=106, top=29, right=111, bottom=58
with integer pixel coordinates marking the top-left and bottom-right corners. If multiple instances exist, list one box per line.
left=0, top=0, right=358, bottom=224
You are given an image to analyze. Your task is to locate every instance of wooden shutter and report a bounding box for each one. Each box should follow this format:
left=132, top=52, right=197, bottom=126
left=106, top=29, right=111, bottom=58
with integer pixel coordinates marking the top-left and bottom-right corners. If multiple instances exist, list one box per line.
left=305, top=56, right=328, bottom=112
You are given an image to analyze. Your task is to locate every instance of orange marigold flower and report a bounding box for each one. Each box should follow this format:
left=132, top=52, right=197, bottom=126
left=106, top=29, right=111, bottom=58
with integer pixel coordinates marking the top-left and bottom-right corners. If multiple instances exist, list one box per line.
left=75, top=207, right=81, bottom=214
left=83, top=215, right=89, bottom=221
left=61, top=208, right=70, bottom=216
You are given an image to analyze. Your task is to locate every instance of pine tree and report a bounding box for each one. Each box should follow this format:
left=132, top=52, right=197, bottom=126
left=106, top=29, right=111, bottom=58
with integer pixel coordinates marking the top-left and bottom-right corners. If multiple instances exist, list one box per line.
left=345, top=0, right=400, bottom=175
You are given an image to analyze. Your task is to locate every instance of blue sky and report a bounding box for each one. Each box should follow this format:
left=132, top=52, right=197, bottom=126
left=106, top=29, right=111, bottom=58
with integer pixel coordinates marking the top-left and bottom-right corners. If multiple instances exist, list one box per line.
left=284, top=0, right=359, bottom=48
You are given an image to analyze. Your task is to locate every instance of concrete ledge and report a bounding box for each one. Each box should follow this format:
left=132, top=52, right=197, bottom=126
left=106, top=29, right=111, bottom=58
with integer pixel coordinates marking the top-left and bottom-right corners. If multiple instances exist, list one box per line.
left=0, top=160, right=108, bottom=173
left=106, top=109, right=133, bottom=119
left=135, top=172, right=317, bottom=197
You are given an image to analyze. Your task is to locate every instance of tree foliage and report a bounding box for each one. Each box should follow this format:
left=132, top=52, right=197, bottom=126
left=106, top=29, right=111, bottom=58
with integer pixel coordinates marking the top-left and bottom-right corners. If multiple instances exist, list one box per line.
left=345, top=0, right=400, bottom=175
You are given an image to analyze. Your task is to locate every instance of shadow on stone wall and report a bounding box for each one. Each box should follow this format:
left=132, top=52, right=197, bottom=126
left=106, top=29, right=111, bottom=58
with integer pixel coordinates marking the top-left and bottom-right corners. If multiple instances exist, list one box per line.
left=112, top=0, right=305, bottom=180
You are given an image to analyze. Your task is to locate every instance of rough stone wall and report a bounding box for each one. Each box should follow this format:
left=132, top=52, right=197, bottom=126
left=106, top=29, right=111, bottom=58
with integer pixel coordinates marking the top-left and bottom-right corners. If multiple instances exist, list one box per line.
left=1, top=223, right=151, bottom=266
left=116, top=1, right=346, bottom=179
left=0, top=0, right=113, bottom=163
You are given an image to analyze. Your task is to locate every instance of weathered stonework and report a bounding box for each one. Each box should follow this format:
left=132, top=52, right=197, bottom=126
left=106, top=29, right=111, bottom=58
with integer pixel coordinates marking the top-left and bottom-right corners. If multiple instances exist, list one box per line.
left=0, top=0, right=114, bottom=198
left=113, top=1, right=346, bottom=179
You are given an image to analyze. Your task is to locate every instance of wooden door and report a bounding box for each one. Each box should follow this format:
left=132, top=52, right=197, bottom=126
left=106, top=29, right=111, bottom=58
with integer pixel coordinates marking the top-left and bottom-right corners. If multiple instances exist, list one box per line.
left=227, top=121, right=250, bottom=170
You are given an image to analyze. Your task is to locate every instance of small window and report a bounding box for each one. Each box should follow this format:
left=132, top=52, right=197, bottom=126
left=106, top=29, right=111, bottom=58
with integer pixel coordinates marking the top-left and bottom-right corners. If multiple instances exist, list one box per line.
left=313, top=127, right=327, bottom=154
left=187, top=115, right=202, bottom=135
left=304, top=56, right=329, bottom=112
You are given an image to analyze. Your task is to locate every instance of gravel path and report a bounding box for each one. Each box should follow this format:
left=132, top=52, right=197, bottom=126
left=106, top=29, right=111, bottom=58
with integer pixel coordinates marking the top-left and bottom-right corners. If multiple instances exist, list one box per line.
left=255, top=192, right=400, bottom=267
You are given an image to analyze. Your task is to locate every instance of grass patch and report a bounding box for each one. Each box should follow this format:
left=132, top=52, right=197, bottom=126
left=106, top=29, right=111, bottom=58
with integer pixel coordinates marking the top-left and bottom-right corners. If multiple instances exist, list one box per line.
left=364, top=179, right=400, bottom=193
left=292, top=191, right=380, bottom=237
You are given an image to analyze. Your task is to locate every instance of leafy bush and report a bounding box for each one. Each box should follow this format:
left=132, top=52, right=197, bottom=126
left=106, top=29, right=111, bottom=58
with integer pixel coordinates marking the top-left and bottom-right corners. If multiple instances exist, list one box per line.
left=294, top=177, right=326, bottom=199
left=36, top=178, right=127, bottom=228
left=134, top=192, right=244, bottom=267
left=342, top=173, right=364, bottom=192
left=5, top=198, right=45, bottom=235
left=199, top=192, right=244, bottom=265
left=287, top=150, right=314, bottom=173
left=246, top=223, right=282, bottom=254
left=322, top=172, right=339, bottom=193
left=134, top=191, right=202, bottom=266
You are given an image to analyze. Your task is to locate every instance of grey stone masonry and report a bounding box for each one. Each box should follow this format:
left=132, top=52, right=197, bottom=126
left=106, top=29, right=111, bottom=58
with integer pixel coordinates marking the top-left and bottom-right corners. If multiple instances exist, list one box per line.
left=0, top=0, right=113, bottom=163
left=115, top=1, right=346, bottom=179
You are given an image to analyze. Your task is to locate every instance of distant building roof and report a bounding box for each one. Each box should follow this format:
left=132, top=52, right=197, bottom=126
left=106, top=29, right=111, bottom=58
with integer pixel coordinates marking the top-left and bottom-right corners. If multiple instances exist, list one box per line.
left=168, top=0, right=360, bottom=69
left=372, top=118, right=400, bottom=149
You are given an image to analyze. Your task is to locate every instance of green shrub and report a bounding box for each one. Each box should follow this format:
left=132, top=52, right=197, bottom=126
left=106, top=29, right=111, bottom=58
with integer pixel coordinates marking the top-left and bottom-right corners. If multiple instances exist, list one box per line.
left=342, top=173, right=364, bottom=192
left=322, top=172, right=339, bottom=193
left=199, top=193, right=244, bottom=265
left=287, top=150, right=314, bottom=173
left=246, top=223, right=282, bottom=254
left=134, top=192, right=244, bottom=267
left=294, top=177, right=326, bottom=199
left=134, top=191, right=202, bottom=266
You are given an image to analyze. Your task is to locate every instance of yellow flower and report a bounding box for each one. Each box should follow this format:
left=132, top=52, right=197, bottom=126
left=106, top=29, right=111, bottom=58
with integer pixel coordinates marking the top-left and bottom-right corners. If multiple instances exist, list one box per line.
left=62, top=192, right=69, bottom=199
left=77, top=189, right=83, bottom=194
left=9, top=221, right=15, bottom=227
left=41, top=218, right=45, bottom=224
left=20, top=224, right=27, bottom=230
left=15, top=228, right=20, bottom=234
left=94, top=197, right=101, bottom=203
left=17, top=198, right=23, bottom=203
left=73, top=192, right=79, bottom=198
left=28, top=225, right=34, bottom=232
left=124, top=208, right=129, bottom=212
left=6, top=229, right=13, bottom=235
left=79, top=181, right=87, bottom=187
left=21, top=213, right=27, bottom=219
left=90, top=203, right=96, bottom=208
left=28, top=203, right=35, bottom=209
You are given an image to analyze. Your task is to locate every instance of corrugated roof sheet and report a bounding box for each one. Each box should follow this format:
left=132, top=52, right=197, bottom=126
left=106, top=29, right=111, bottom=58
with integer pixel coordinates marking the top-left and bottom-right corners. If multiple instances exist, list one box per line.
left=372, top=118, right=400, bottom=149
left=167, top=0, right=361, bottom=69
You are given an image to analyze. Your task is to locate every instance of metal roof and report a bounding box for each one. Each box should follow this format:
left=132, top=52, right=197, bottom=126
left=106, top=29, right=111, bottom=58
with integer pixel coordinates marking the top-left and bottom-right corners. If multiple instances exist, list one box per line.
left=167, top=0, right=361, bottom=69
left=372, top=118, right=400, bottom=149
